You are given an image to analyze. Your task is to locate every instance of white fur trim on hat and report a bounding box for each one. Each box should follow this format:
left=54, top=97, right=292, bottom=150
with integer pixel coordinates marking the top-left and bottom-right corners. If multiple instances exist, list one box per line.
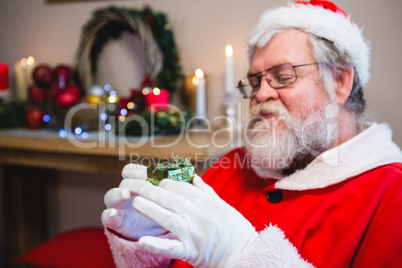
left=248, top=1, right=371, bottom=87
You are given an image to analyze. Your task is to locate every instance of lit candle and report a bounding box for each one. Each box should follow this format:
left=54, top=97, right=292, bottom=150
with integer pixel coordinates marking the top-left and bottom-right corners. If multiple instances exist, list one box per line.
left=26, top=56, right=36, bottom=87
left=145, top=87, right=169, bottom=111
left=14, top=56, right=37, bottom=102
left=225, top=45, right=234, bottom=94
left=0, top=62, right=10, bottom=101
left=195, top=69, right=206, bottom=118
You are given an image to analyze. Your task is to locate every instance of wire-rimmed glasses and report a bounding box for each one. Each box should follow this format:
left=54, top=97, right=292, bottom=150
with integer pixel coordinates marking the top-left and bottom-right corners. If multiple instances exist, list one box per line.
left=237, top=63, right=323, bottom=98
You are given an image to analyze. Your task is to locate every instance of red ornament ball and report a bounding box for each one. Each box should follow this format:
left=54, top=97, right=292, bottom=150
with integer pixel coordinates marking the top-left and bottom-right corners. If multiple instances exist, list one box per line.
left=53, top=65, right=74, bottom=82
left=56, top=86, right=81, bottom=108
left=28, top=85, right=47, bottom=104
left=32, top=64, right=53, bottom=87
left=65, top=84, right=81, bottom=98
left=26, top=108, right=47, bottom=129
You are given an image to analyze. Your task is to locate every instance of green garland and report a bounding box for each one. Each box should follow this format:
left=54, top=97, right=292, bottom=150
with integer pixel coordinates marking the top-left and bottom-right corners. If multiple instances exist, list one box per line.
left=118, top=108, right=194, bottom=136
left=0, top=102, right=26, bottom=130
left=80, top=6, right=182, bottom=93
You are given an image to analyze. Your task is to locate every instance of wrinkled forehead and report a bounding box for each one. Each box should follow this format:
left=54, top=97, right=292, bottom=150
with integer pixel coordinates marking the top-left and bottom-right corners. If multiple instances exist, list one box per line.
left=249, top=29, right=314, bottom=72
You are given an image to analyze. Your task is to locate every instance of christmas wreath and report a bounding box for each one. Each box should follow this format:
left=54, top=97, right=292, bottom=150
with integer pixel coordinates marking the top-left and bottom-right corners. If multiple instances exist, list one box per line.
left=76, top=6, right=182, bottom=94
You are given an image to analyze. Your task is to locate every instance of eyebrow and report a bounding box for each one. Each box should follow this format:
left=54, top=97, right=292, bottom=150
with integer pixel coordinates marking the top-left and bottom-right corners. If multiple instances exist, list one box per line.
left=247, top=68, right=269, bottom=77
left=247, top=63, right=283, bottom=77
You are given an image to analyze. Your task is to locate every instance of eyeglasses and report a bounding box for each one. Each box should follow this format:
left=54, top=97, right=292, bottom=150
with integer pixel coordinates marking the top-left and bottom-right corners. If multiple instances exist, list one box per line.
left=237, top=63, right=323, bottom=99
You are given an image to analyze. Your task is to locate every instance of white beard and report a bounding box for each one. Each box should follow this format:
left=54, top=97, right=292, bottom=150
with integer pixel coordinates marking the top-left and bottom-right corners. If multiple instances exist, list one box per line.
left=244, top=101, right=336, bottom=178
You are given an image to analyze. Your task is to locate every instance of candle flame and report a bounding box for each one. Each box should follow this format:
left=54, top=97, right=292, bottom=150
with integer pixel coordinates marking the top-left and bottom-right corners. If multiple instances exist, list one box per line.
left=20, top=58, right=27, bottom=65
left=153, top=87, right=161, bottom=95
left=192, top=76, right=199, bottom=85
left=27, top=56, right=35, bottom=65
left=225, top=45, right=233, bottom=57
left=195, top=69, right=204, bottom=79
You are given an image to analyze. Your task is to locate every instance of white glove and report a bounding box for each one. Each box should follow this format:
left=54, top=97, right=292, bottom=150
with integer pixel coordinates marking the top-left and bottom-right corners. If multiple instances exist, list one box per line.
left=124, top=175, right=258, bottom=268
left=101, top=163, right=167, bottom=241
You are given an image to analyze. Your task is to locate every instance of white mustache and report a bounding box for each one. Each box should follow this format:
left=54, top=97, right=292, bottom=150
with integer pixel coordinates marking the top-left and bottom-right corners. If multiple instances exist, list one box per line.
left=249, top=101, right=291, bottom=129
left=250, top=101, right=289, bottom=118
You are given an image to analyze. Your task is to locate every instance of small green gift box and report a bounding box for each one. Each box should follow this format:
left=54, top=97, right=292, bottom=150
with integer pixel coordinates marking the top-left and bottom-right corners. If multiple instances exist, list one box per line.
left=147, top=156, right=195, bottom=186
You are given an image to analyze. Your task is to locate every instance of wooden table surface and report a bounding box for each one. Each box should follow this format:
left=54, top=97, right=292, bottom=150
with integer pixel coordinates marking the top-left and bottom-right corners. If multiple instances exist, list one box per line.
left=0, top=128, right=241, bottom=174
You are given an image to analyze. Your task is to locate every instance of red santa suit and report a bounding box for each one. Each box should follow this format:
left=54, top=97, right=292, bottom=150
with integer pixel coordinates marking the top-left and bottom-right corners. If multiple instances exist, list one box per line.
left=105, top=123, right=402, bottom=267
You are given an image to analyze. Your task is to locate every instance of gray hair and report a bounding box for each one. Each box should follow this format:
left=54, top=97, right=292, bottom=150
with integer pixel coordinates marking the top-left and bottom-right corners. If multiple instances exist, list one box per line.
left=307, top=34, right=366, bottom=115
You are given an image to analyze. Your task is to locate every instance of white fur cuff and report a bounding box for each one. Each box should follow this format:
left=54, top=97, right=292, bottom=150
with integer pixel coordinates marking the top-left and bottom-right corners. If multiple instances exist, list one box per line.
left=104, top=228, right=172, bottom=268
left=228, top=224, right=314, bottom=268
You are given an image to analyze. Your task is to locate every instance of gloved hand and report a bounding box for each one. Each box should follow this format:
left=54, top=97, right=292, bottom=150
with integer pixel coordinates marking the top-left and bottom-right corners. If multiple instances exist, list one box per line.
left=124, top=174, right=258, bottom=268
left=101, top=163, right=167, bottom=241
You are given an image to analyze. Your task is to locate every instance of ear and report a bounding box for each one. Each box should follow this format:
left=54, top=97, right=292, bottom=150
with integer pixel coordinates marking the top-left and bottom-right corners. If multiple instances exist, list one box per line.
left=334, top=65, right=354, bottom=106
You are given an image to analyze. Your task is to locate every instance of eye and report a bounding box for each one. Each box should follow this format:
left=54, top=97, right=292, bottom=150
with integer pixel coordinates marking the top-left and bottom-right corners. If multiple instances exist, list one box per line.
left=275, top=74, right=295, bottom=85
left=248, top=76, right=261, bottom=91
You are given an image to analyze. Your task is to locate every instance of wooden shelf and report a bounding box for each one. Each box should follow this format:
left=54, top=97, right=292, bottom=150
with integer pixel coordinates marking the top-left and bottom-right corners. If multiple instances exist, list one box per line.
left=0, top=128, right=241, bottom=175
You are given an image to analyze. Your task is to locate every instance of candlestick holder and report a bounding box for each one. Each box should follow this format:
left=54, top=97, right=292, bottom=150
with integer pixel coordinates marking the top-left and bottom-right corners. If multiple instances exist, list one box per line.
left=191, top=117, right=209, bottom=129
left=224, top=91, right=240, bottom=132
left=0, top=91, right=11, bottom=103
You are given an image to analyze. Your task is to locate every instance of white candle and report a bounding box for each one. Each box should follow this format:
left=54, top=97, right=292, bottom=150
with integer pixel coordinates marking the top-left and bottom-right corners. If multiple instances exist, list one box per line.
left=195, top=69, right=206, bottom=118
left=225, top=44, right=234, bottom=94
left=26, top=56, right=36, bottom=87
left=14, top=56, right=37, bottom=102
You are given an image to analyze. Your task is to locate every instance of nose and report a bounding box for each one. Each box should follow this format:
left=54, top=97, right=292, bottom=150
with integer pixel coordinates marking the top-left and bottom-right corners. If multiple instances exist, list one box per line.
left=254, top=78, right=280, bottom=103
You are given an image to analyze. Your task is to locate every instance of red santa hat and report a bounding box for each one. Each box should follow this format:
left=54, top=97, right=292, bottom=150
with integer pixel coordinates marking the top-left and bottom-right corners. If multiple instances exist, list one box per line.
left=248, top=0, right=370, bottom=87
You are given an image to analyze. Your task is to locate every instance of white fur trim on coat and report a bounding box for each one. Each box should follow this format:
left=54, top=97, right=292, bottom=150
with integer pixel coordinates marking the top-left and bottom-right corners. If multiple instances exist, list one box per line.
left=248, top=2, right=371, bottom=87
left=104, top=228, right=172, bottom=268
left=228, top=224, right=314, bottom=268
left=275, top=123, right=402, bottom=191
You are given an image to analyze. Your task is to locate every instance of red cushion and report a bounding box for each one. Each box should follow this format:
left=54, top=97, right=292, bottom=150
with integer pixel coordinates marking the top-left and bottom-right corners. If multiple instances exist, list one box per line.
left=16, top=226, right=115, bottom=268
